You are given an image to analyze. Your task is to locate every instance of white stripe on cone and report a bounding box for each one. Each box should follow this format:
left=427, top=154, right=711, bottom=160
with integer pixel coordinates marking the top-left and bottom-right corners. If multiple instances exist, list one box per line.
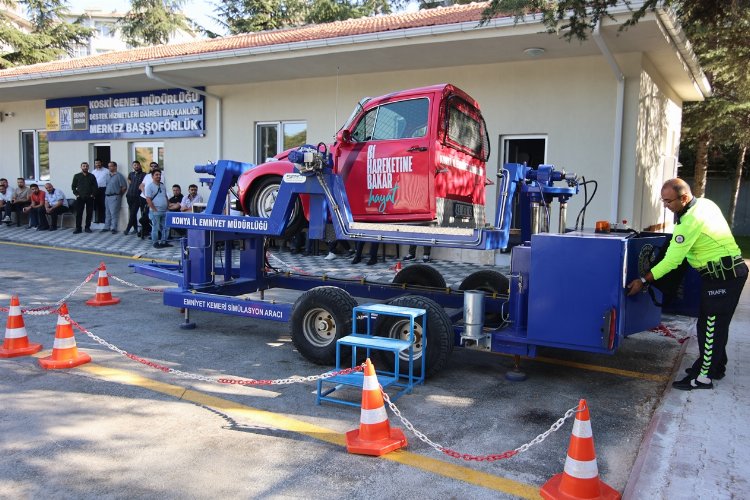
left=52, top=337, right=77, bottom=349
left=57, top=315, right=70, bottom=326
left=4, top=327, right=27, bottom=339
left=572, top=418, right=593, bottom=438
left=360, top=406, right=388, bottom=425
left=563, top=455, right=599, bottom=479
left=363, top=375, right=380, bottom=391
left=95, top=285, right=111, bottom=293
left=8, top=305, right=21, bottom=316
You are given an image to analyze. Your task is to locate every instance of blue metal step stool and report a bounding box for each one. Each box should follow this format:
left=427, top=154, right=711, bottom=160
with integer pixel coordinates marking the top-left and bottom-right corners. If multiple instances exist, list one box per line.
left=316, top=303, right=427, bottom=407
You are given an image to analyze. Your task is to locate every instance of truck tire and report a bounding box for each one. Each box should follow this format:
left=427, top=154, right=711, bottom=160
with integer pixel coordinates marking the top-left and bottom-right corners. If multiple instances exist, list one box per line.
left=290, top=286, right=357, bottom=365
left=392, top=264, right=446, bottom=289
left=458, top=270, right=509, bottom=328
left=247, top=175, right=304, bottom=239
left=373, top=295, right=453, bottom=378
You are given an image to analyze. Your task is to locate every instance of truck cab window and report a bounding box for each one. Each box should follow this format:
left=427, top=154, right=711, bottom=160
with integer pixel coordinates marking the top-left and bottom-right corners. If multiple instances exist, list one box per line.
left=352, top=98, right=429, bottom=142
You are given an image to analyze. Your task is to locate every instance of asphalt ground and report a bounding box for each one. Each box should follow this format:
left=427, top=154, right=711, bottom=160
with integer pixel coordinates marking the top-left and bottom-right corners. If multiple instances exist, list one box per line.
left=0, top=242, right=689, bottom=499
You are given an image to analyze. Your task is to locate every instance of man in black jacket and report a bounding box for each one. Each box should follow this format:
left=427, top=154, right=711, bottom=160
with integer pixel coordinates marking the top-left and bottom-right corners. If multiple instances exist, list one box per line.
left=71, top=162, right=98, bottom=233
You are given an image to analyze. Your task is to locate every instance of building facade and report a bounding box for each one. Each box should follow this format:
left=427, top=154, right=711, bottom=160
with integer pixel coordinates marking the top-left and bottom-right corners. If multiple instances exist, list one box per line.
left=0, top=3, right=709, bottom=261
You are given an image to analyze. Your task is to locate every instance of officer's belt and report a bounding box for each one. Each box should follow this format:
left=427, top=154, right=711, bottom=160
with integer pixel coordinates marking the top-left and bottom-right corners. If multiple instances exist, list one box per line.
left=696, top=255, right=744, bottom=280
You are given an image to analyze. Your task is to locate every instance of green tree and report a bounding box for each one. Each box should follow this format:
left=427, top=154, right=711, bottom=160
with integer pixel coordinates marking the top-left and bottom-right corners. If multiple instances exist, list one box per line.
left=119, top=0, right=191, bottom=47
left=0, top=0, right=92, bottom=68
left=480, top=1, right=748, bottom=42
left=212, top=0, right=305, bottom=34
left=210, top=0, right=395, bottom=35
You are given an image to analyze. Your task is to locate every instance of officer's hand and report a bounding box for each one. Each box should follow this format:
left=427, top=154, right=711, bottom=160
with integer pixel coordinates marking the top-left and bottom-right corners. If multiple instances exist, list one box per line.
left=626, top=279, right=643, bottom=296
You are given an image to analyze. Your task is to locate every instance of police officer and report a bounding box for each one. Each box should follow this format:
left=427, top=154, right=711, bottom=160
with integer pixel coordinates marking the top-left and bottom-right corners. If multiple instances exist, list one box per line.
left=628, top=178, right=747, bottom=390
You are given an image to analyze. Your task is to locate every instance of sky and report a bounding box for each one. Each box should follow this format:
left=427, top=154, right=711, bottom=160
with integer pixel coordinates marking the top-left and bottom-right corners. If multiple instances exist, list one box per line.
left=67, top=0, right=225, bottom=36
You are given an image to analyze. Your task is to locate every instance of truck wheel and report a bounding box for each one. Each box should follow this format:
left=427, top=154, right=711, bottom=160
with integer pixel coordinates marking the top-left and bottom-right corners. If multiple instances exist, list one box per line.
left=374, top=295, right=453, bottom=378
left=247, top=175, right=304, bottom=239
left=392, top=264, right=446, bottom=288
left=290, top=287, right=357, bottom=365
left=458, top=270, right=509, bottom=328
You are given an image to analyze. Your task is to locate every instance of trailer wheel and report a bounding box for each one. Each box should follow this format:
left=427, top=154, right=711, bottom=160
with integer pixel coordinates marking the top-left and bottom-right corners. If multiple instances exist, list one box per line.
left=247, top=175, right=304, bottom=239
left=458, top=270, right=509, bottom=328
left=392, top=264, right=446, bottom=288
left=290, top=287, right=357, bottom=365
left=374, top=295, right=453, bottom=378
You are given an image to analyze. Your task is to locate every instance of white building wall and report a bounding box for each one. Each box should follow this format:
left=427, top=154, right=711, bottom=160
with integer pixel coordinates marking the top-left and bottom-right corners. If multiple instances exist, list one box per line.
left=0, top=52, right=682, bottom=257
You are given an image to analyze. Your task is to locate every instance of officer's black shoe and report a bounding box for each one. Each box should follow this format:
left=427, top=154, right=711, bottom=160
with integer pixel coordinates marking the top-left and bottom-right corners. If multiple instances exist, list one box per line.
left=366, top=256, right=378, bottom=266
left=672, top=375, right=713, bottom=391
left=351, top=256, right=362, bottom=264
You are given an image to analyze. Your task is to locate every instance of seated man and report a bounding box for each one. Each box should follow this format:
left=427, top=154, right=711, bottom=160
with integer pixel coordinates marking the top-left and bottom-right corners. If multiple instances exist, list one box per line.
left=180, top=184, right=203, bottom=212
left=4, top=178, right=31, bottom=226
left=168, top=184, right=183, bottom=212
left=37, top=183, right=68, bottom=231
left=0, top=183, right=11, bottom=218
left=23, top=183, right=46, bottom=229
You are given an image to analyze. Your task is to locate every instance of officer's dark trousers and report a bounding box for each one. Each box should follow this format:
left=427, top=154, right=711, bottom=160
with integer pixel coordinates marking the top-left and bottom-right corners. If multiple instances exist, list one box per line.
left=689, top=263, right=748, bottom=379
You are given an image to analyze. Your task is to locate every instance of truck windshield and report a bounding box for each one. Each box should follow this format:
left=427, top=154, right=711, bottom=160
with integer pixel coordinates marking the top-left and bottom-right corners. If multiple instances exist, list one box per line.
left=340, top=97, right=372, bottom=132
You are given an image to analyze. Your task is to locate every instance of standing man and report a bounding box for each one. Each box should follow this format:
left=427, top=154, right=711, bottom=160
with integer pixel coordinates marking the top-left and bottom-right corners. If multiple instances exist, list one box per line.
left=124, top=161, right=146, bottom=236
left=37, top=183, right=68, bottom=231
left=3, top=178, right=31, bottom=226
left=71, top=161, right=98, bottom=233
left=145, top=170, right=170, bottom=248
left=628, top=178, right=747, bottom=391
left=91, top=158, right=108, bottom=224
left=103, top=161, right=128, bottom=234
left=23, top=183, right=45, bottom=229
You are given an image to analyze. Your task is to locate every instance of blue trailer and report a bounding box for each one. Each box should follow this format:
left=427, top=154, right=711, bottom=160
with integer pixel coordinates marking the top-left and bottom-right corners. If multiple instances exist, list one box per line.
left=133, top=146, right=668, bottom=378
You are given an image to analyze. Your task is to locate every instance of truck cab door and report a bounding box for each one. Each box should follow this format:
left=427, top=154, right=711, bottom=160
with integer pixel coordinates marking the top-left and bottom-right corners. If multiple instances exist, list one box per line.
left=336, top=97, right=432, bottom=222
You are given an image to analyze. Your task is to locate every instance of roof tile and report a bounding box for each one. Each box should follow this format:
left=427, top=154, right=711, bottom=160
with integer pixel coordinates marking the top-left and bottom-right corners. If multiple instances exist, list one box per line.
left=0, top=2, right=501, bottom=79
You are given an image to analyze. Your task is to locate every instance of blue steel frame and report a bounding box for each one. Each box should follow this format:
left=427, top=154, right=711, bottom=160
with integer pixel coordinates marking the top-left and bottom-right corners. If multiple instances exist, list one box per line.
left=132, top=156, right=668, bottom=359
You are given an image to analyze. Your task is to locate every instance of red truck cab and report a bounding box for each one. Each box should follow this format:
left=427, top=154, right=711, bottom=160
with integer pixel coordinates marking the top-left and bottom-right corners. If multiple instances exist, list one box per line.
left=237, top=84, right=490, bottom=235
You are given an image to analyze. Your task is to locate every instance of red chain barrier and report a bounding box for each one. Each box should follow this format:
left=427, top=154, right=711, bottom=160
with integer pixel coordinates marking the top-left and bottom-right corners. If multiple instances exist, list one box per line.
left=440, top=448, right=519, bottom=462
left=651, top=323, right=689, bottom=344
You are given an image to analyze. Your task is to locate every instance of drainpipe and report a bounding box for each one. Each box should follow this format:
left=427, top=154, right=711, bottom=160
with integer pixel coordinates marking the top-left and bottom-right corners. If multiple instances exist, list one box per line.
left=145, top=64, right=222, bottom=159
left=592, top=21, right=625, bottom=224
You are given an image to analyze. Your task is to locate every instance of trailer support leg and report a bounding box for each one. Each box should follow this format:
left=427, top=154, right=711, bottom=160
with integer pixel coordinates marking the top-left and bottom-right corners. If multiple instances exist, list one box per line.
left=179, top=307, right=197, bottom=330
left=504, top=354, right=527, bottom=382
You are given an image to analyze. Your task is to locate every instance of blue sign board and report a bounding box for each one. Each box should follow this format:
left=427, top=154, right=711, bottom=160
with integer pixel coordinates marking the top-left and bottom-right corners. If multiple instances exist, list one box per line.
left=45, top=88, right=205, bottom=141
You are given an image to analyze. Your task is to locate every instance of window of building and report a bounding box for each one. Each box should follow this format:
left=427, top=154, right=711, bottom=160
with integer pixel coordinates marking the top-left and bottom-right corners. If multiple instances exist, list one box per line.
left=131, top=142, right=164, bottom=172
left=255, top=121, right=307, bottom=163
left=20, top=130, right=49, bottom=181
left=95, top=21, right=115, bottom=38
left=499, top=135, right=547, bottom=169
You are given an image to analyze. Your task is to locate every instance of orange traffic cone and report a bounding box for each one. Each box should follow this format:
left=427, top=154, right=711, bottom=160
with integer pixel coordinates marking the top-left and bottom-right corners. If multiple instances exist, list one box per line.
left=0, top=296, right=42, bottom=358
left=86, top=263, right=121, bottom=306
left=394, top=261, right=402, bottom=272
left=38, top=304, right=91, bottom=370
left=540, top=399, right=620, bottom=500
left=346, top=358, right=407, bottom=456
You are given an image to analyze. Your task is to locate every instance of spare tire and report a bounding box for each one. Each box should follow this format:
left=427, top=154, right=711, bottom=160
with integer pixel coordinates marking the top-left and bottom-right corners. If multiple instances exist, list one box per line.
left=392, top=264, right=446, bottom=289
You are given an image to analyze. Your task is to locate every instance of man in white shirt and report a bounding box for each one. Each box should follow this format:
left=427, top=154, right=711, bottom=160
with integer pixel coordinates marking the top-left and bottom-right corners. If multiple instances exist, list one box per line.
left=91, top=159, right=109, bottom=224
left=180, top=184, right=204, bottom=212
left=37, top=183, right=68, bottom=231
